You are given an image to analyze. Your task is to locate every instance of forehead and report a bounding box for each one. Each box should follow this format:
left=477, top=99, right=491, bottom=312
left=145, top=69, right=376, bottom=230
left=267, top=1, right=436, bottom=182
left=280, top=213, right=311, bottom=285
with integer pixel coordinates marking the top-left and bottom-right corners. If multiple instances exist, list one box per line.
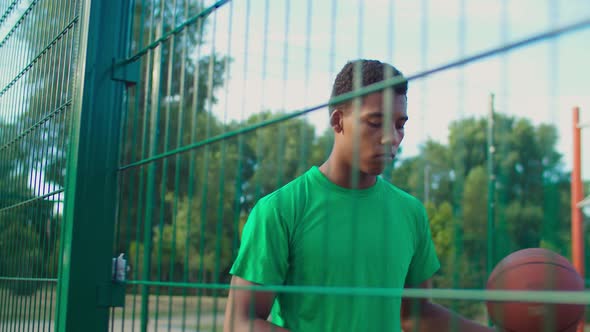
left=360, top=92, right=407, bottom=116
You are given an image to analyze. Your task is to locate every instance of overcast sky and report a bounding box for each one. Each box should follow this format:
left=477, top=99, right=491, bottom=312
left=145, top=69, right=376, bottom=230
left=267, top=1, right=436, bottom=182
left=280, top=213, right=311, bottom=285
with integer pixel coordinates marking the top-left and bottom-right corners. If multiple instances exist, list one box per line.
left=203, top=0, right=590, bottom=183
left=1, top=0, right=589, bottom=200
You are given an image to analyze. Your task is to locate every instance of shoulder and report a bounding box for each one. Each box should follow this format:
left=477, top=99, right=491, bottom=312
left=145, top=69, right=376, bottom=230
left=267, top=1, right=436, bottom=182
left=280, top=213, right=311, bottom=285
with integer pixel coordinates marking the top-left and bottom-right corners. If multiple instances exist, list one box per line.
left=380, top=179, right=425, bottom=214
left=251, top=170, right=312, bottom=217
left=245, top=171, right=312, bottom=240
left=380, top=179, right=429, bottom=245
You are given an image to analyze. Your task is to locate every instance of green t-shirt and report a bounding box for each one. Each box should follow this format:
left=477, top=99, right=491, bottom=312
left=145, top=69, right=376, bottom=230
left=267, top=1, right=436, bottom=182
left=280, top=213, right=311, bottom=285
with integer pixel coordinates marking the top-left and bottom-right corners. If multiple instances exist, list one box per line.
left=230, top=166, right=440, bottom=331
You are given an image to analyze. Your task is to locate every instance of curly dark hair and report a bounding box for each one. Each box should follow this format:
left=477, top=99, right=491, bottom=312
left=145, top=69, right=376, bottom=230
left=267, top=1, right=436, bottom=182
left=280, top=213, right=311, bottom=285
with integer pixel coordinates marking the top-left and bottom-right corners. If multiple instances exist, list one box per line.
left=329, top=59, right=407, bottom=114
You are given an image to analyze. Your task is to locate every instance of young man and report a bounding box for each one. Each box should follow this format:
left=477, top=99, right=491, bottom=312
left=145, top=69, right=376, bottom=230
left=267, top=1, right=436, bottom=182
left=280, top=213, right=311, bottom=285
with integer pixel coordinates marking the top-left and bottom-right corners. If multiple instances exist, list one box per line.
left=224, top=59, right=494, bottom=332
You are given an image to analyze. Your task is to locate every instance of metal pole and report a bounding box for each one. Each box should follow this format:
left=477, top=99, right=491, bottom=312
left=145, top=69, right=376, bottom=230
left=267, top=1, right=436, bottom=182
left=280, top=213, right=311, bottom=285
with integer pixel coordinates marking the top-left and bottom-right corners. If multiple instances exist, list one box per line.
left=571, top=107, right=585, bottom=332
left=56, top=1, right=129, bottom=330
left=424, top=164, right=432, bottom=295
left=487, top=93, right=496, bottom=277
left=424, top=164, right=430, bottom=203
left=572, top=107, right=584, bottom=276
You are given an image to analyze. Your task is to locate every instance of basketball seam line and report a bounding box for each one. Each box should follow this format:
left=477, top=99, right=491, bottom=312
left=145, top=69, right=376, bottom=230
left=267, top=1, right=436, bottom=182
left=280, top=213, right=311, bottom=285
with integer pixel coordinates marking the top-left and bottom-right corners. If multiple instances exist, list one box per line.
left=489, top=261, right=585, bottom=332
left=487, top=261, right=583, bottom=287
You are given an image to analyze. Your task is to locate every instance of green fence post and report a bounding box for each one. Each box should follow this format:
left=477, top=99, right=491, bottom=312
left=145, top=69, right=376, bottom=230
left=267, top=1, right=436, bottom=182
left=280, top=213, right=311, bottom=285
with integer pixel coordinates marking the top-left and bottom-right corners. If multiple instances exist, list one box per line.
left=56, top=1, right=130, bottom=331
left=487, top=93, right=496, bottom=277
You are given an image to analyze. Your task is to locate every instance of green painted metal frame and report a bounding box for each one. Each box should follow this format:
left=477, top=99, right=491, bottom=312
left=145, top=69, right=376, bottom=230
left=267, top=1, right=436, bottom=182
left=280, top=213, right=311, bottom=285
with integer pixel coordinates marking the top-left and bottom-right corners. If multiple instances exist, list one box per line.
left=0, top=0, right=82, bottom=330
left=1, top=1, right=588, bottom=331
left=487, top=94, right=496, bottom=277
left=56, top=0, right=130, bottom=331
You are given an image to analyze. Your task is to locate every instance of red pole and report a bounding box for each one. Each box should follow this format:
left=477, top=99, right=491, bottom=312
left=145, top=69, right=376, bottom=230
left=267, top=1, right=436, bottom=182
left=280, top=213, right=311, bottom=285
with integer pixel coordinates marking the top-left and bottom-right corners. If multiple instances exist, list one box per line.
left=571, top=107, right=585, bottom=332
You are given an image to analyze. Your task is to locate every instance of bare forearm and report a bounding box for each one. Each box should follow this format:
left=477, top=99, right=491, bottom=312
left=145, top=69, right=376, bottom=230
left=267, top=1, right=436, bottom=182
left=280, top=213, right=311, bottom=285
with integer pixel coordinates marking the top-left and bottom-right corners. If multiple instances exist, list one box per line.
left=224, top=276, right=288, bottom=332
left=403, top=301, right=494, bottom=332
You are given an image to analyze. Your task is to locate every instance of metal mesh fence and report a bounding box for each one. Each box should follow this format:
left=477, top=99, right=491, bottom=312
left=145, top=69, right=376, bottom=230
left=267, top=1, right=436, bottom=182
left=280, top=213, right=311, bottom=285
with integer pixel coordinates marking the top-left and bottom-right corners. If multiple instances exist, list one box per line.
left=110, top=1, right=590, bottom=332
left=1, top=0, right=589, bottom=331
left=0, top=0, right=81, bottom=330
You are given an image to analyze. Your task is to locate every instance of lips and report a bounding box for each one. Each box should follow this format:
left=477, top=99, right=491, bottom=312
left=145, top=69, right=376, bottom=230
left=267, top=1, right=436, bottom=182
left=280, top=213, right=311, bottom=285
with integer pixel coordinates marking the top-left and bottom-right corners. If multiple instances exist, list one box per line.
left=375, top=153, right=394, bottom=160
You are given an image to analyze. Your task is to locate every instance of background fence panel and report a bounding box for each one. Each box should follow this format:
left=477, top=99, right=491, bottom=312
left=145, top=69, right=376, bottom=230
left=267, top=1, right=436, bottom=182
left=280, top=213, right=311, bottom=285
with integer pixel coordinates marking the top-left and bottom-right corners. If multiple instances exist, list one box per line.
left=0, top=0, right=82, bottom=330
left=1, top=1, right=589, bottom=332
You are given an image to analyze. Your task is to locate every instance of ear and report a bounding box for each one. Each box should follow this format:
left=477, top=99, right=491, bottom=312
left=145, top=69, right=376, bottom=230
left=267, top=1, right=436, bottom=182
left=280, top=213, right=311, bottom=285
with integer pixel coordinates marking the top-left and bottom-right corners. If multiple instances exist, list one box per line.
left=330, top=109, right=344, bottom=133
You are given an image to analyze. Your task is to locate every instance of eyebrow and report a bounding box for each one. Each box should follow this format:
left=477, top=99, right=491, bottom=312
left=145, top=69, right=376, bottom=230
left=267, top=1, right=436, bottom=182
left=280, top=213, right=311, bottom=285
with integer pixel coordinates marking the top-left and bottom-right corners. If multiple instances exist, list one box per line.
left=366, top=112, right=409, bottom=121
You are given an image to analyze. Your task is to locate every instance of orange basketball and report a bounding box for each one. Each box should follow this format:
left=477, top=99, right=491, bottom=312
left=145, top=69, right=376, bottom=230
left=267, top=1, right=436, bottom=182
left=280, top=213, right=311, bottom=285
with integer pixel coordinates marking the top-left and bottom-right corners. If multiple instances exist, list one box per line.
left=486, top=248, right=585, bottom=332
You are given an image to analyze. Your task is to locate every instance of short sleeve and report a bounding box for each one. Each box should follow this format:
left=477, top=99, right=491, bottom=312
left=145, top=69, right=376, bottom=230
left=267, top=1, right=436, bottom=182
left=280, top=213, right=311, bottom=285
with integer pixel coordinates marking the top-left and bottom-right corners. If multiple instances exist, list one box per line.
left=229, top=197, right=290, bottom=285
left=405, top=205, right=440, bottom=286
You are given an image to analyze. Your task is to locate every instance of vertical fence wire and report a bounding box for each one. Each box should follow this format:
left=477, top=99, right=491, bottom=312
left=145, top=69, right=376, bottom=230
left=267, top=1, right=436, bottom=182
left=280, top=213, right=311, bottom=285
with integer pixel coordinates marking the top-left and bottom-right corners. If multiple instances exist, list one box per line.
left=0, top=0, right=82, bottom=331
left=108, top=1, right=590, bottom=331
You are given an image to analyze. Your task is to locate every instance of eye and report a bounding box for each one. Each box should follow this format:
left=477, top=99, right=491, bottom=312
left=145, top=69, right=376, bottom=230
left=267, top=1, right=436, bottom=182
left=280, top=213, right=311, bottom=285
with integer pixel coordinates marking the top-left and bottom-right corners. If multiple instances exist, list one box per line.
left=367, top=121, right=382, bottom=128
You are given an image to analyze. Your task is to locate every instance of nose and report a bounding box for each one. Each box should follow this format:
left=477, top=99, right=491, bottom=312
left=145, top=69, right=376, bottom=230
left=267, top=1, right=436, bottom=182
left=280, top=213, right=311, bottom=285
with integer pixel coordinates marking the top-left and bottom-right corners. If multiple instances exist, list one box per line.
left=381, top=128, right=401, bottom=146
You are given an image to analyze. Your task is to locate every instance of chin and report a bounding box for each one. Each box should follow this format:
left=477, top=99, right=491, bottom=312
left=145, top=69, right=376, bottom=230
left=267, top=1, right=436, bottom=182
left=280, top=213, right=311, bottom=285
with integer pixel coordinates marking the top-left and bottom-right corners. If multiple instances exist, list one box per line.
left=372, top=168, right=385, bottom=176
left=363, top=165, right=385, bottom=176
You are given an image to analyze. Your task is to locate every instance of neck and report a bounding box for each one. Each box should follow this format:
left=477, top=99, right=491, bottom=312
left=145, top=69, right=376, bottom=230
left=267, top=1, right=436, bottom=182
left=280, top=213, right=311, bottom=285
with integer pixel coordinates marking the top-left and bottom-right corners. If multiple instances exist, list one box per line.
left=319, top=154, right=377, bottom=189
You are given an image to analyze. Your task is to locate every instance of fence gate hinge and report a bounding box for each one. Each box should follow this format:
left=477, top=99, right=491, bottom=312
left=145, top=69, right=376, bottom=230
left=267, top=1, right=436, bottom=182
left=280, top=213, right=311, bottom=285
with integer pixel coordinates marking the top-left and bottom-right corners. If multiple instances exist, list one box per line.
left=97, top=254, right=128, bottom=308
left=111, top=58, right=139, bottom=86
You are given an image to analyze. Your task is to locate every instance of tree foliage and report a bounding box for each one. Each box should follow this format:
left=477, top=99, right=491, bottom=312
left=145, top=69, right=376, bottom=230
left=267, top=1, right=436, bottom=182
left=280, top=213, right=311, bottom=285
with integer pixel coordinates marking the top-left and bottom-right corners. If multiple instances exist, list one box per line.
left=125, top=112, right=330, bottom=292
left=2, top=0, right=582, bottom=313
left=390, top=113, right=573, bottom=319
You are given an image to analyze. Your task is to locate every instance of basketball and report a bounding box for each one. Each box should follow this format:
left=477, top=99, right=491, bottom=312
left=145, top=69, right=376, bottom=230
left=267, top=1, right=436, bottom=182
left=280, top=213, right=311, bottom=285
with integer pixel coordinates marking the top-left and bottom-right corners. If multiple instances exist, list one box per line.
left=486, top=248, right=585, bottom=332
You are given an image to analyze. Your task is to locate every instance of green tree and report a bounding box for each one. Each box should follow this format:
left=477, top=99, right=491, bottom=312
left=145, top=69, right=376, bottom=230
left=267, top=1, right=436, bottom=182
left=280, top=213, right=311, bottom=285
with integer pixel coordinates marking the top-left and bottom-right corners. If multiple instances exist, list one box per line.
left=427, top=201, right=455, bottom=272
left=238, top=111, right=328, bottom=210
left=390, top=113, right=571, bottom=319
left=0, top=223, right=44, bottom=295
left=462, top=166, right=488, bottom=281
left=0, top=121, right=57, bottom=295
left=387, top=140, right=453, bottom=205
left=126, top=111, right=331, bottom=290
left=1, top=0, right=93, bottom=290
left=116, top=0, right=231, bottom=260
